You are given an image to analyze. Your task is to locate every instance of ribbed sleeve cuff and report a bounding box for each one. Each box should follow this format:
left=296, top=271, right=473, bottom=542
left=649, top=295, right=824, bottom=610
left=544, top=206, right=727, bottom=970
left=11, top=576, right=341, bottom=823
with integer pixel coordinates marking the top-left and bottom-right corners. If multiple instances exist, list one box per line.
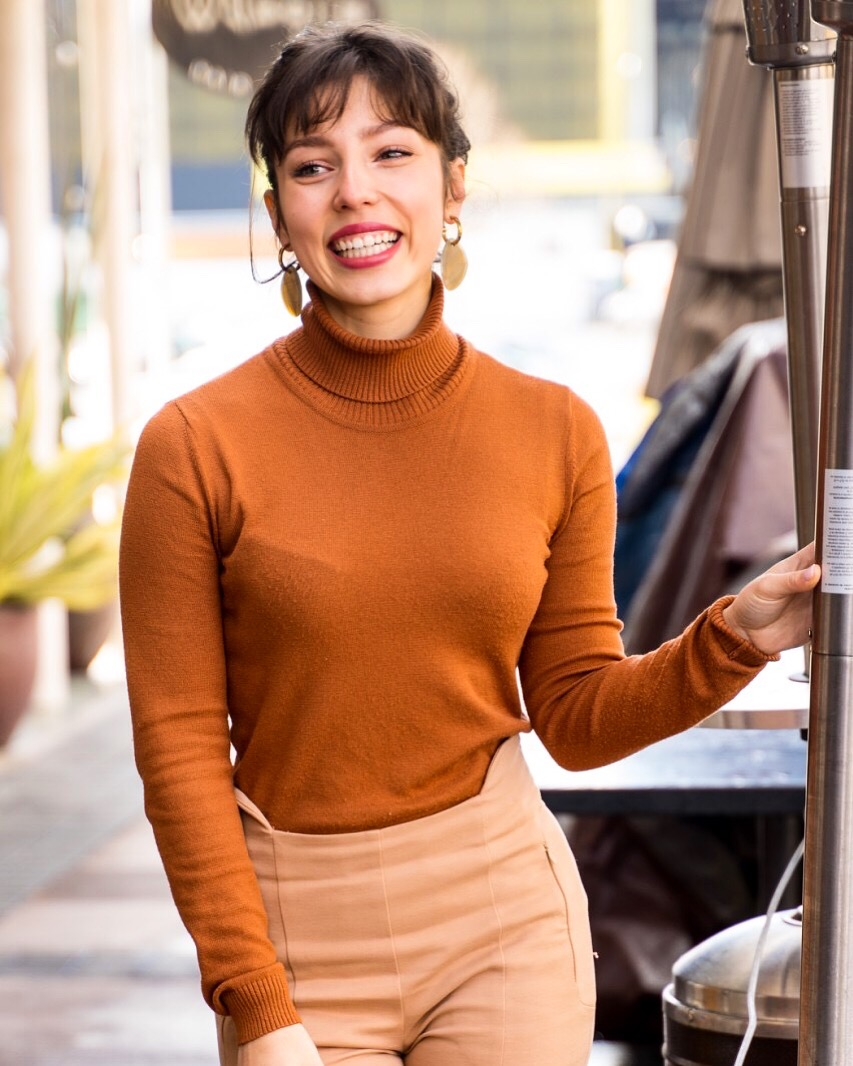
left=215, top=963, right=301, bottom=1044
left=707, top=595, right=780, bottom=666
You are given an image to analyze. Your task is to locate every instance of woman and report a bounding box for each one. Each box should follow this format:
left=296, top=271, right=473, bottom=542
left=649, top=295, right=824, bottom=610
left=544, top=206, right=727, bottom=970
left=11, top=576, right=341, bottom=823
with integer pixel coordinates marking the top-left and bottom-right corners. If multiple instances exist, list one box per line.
left=119, top=23, right=819, bottom=1066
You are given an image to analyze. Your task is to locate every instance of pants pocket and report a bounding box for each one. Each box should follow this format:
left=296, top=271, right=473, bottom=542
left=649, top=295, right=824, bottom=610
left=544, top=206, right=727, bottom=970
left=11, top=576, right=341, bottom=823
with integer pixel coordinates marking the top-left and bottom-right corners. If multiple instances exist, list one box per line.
left=539, top=809, right=597, bottom=1008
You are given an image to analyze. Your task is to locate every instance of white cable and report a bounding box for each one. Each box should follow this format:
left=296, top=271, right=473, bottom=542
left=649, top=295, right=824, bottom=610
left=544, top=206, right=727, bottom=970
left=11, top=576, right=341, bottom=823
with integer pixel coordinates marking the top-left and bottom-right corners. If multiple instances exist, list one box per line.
left=732, top=837, right=805, bottom=1066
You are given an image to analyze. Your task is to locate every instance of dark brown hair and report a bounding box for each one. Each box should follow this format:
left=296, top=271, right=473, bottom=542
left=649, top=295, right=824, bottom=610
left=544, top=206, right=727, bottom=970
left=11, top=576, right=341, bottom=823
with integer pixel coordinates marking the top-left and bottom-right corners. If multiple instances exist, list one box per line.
left=245, top=22, right=471, bottom=208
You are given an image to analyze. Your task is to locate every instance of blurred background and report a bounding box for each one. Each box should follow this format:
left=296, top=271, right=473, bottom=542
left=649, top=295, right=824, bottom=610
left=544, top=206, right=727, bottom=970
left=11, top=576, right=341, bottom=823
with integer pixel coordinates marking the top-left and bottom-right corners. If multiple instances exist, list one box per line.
left=0, top=2, right=788, bottom=1063
left=2, top=0, right=710, bottom=701
left=1, top=0, right=718, bottom=730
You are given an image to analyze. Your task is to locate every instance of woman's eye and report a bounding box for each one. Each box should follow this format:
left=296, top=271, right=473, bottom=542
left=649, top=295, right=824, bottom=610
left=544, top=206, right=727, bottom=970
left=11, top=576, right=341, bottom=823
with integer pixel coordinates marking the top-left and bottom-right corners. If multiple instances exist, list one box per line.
left=291, top=161, right=326, bottom=178
left=379, top=148, right=412, bottom=161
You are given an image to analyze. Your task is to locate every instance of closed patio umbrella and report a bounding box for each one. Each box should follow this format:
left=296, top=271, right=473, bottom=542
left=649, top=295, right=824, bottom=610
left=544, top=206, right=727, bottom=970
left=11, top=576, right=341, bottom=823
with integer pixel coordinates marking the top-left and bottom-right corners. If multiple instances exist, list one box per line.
left=646, top=0, right=784, bottom=399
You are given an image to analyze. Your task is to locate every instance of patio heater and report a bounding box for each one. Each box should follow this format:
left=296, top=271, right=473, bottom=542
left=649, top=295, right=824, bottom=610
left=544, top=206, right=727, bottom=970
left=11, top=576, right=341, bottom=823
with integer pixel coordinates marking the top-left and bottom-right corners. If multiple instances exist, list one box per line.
left=662, top=3, right=837, bottom=1064
left=743, top=0, right=834, bottom=558
left=801, top=6, right=853, bottom=1064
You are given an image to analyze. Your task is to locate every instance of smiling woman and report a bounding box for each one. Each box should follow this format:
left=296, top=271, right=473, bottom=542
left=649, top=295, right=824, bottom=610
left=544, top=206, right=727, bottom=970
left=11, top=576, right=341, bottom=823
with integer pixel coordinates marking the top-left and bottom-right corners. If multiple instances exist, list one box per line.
left=118, top=21, right=820, bottom=1066
left=260, top=78, right=463, bottom=338
left=245, top=25, right=468, bottom=339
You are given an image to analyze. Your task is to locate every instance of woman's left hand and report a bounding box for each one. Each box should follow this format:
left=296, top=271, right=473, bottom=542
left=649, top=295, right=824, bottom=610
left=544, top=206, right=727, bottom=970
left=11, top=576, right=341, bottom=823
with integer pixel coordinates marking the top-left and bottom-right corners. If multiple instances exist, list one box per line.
left=722, top=542, right=820, bottom=656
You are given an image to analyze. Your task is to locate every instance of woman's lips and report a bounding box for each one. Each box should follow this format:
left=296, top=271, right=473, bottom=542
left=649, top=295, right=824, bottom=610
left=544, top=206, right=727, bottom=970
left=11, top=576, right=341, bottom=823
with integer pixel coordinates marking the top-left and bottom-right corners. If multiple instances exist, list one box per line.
left=328, top=228, right=401, bottom=269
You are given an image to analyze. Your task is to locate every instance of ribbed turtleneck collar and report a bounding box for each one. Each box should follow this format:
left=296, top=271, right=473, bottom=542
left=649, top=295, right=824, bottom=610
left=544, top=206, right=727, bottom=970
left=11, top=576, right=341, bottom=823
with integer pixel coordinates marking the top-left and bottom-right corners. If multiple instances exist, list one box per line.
left=273, top=274, right=470, bottom=427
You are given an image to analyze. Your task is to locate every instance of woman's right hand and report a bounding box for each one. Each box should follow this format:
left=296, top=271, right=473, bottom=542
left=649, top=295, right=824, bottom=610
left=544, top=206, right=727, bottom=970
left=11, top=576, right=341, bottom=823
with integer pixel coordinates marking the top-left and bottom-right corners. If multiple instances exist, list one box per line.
left=237, top=1024, right=324, bottom=1065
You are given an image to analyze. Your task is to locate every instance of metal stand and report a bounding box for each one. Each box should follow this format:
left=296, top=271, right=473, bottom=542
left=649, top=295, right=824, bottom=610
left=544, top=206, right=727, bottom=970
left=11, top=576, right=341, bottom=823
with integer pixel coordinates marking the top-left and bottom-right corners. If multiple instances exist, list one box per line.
left=743, top=1, right=834, bottom=552
left=661, top=6, right=837, bottom=1063
left=799, top=5, right=853, bottom=1062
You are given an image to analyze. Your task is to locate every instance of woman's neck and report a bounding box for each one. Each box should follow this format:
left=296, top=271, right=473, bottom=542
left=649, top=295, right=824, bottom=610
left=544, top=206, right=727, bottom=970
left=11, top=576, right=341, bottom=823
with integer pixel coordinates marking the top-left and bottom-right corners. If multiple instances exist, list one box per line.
left=314, top=273, right=435, bottom=341
left=277, top=273, right=468, bottom=428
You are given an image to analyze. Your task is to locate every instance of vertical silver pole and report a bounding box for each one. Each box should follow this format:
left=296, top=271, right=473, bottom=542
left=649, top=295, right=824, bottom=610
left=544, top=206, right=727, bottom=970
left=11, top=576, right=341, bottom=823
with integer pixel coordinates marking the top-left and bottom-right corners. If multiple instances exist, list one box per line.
left=742, top=2, right=834, bottom=548
left=773, top=64, right=832, bottom=546
left=802, top=4, right=853, bottom=1063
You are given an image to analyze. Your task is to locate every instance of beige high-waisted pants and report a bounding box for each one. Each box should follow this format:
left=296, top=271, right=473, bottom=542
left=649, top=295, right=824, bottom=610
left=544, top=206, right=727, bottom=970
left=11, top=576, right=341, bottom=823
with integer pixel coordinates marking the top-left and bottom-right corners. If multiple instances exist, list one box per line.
left=217, top=736, right=596, bottom=1065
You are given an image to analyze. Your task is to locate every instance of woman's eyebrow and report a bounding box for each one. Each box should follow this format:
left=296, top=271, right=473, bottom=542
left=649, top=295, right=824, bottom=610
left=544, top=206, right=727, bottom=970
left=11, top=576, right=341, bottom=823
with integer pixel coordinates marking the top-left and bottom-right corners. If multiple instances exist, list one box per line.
left=283, top=121, right=405, bottom=159
left=282, top=134, right=330, bottom=158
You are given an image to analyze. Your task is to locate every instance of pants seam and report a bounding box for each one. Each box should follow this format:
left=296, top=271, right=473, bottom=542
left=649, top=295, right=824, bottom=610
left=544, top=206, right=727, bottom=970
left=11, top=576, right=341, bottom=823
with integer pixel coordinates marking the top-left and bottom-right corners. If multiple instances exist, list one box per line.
left=377, top=830, right=406, bottom=1052
left=270, top=833, right=297, bottom=1005
left=478, top=804, right=507, bottom=1066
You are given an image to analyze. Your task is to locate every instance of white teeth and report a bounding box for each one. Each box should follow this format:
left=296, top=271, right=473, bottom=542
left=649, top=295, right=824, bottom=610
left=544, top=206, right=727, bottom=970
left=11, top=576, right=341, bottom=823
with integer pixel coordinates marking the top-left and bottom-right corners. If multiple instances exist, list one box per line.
left=332, top=230, right=399, bottom=257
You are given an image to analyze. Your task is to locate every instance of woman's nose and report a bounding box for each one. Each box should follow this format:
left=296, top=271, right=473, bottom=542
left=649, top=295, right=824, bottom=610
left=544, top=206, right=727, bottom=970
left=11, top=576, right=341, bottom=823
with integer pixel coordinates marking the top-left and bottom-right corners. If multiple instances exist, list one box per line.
left=333, top=160, right=378, bottom=210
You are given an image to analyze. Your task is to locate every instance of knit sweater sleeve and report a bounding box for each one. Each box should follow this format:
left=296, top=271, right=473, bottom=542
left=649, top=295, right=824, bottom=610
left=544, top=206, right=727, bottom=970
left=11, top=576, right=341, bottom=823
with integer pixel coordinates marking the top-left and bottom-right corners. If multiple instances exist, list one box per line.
left=518, top=391, right=775, bottom=769
left=119, top=402, right=299, bottom=1043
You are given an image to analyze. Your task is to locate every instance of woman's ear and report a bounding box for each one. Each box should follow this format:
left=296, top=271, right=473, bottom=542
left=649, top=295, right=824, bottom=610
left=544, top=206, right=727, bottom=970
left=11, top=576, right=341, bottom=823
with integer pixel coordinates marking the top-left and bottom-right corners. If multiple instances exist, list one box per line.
left=445, top=158, right=466, bottom=216
left=263, top=188, right=290, bottom=249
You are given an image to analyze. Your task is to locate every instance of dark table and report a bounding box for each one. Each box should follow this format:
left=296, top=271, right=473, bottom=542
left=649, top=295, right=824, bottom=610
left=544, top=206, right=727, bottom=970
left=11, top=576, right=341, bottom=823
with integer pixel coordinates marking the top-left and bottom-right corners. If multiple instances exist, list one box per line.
left=523, top=653, right=809, bottom=908
left=523, top=648, right=809, bottom=817
left=522, top=725, right=807, bottom=817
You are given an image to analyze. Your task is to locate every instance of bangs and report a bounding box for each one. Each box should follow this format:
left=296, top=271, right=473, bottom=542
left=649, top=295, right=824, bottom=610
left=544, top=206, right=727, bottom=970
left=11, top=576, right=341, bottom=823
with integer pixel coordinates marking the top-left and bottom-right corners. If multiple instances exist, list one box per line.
left=289, top=67, right=442, bottom=148
left=247, top=25, right=465, bottom=185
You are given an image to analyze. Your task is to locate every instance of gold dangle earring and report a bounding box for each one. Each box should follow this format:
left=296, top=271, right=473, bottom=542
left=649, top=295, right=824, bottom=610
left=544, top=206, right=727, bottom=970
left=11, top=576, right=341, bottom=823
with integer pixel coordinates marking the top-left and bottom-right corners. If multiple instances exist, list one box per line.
left=278, top=247, right=303, bottom=317
left=440, top=216, right=467, bottom=290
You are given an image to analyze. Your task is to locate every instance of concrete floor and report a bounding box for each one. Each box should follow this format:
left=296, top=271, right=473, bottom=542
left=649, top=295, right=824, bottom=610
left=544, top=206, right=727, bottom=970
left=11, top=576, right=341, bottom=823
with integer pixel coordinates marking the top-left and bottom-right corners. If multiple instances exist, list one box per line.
left=0, top=681, right=216, bottom=1066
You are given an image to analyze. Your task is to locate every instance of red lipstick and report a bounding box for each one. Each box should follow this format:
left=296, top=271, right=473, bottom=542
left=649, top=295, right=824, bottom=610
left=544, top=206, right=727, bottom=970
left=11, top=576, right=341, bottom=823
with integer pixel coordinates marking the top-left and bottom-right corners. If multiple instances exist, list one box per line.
left=328, top=223, right=402, bottom=270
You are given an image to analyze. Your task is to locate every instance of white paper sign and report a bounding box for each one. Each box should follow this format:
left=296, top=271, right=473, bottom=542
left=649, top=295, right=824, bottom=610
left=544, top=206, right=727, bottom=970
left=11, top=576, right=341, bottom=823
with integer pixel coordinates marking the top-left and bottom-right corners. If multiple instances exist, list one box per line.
left=822, top=469, right=853, bottom=593
left=778, top=79, right=834, bottom=189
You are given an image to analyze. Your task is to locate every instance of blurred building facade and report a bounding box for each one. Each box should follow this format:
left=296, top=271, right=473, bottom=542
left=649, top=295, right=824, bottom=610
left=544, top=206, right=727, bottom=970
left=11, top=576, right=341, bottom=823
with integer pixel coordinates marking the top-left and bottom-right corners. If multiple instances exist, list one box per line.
left=41, top=0, right=710, bottom=211
left=1, top=0, right=714, bottom=720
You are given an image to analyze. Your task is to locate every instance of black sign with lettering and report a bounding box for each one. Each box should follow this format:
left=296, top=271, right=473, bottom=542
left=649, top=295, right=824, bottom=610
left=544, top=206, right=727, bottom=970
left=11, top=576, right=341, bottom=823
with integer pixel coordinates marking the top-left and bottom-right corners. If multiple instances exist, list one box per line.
left=152, top=0, right=381, bottom=96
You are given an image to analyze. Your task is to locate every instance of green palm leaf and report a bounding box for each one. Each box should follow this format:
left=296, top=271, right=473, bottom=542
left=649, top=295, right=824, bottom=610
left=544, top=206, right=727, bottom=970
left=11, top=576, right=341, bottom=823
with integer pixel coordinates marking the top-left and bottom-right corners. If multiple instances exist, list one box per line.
left=0, top=360, right=129, bottom=607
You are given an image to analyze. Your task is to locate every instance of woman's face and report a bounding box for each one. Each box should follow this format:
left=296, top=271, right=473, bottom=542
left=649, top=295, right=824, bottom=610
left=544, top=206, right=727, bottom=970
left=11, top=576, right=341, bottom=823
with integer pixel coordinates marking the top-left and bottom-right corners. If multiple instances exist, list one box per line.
left=265, top=77, right=465, bottom=340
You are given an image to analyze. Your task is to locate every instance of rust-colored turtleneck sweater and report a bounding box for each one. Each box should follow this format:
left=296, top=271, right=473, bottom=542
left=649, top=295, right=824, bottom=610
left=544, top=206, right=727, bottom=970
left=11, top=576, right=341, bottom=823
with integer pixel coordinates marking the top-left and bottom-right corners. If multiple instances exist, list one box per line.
left=119, top=276, right=773, bottom=1044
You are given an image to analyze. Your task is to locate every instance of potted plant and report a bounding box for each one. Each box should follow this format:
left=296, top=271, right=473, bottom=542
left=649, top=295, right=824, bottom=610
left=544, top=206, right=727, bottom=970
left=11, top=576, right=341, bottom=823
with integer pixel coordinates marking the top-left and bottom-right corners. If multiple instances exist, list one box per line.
left=0, top=361, right=128, bottom=745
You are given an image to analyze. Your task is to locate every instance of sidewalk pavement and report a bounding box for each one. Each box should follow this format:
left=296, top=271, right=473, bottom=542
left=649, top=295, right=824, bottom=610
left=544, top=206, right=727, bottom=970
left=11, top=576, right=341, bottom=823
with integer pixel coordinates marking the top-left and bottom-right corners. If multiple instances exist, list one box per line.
left=0, top=676, right=659, bottom=1066
left=0, top=678, right=215, bottom=1066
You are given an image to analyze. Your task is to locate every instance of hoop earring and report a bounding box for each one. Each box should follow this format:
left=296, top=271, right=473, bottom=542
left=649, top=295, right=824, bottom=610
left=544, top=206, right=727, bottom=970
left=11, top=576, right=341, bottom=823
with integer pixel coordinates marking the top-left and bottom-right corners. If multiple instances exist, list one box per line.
left=440, top=216, right=467, bottom=290
left=278, top=247, right=303, bottom=317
